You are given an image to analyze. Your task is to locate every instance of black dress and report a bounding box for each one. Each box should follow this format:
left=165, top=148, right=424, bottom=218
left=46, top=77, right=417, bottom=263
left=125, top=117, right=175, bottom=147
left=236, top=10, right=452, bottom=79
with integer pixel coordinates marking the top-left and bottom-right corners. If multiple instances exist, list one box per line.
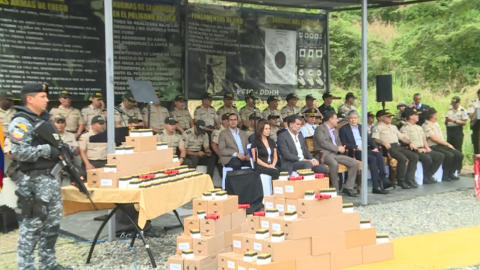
left=252, top=138, right=280, bottom=180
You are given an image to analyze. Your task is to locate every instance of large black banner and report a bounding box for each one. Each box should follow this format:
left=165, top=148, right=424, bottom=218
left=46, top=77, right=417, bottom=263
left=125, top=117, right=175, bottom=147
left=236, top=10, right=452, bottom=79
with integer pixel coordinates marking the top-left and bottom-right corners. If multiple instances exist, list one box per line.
left=187, top=4, right=326, bottom=100
left=0, top=0, right=182, bottom=100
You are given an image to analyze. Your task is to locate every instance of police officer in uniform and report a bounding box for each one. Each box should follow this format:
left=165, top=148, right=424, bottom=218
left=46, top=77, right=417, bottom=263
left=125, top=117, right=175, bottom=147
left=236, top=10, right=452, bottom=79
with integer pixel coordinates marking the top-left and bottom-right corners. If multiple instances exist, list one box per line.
left=262, top=96, right=283, bottom=127
left=217, top=93, right=241, bottom=128
left=245, top=114, right=261, bottom=138
left=318, top=92, right=339, bottom=117
left=239, top=92, right=260, bottom=130
left=392, top=101, right=407, bottom=130
left=267, top=114, right=280, bottom=141
left=337, top=92, right=357, bottom=116
left=301, top=94, right=323, bottom=119
left=81, top=92, right=105, bottom=132
left=49, top=90, right=85, bottom=139
left=367, top=111, right=375, bottom=137
left=79, top=115, right=108, bottom=170
left=141, top=91, right=169, bottom=134
left=157, top=117, right=192, bottom=168
left=194, top=93, right=218, bottom=132
left=171, top=94, right=193, bottom=134
left=445, top=96, right=468, bottom=152
left=211, top=113, right=230, bottom=177
left=468, top=89, right=480, bottom=154
left=423, top=108, right=463, bottom=181
left=372, top=109, right=419, bottom=189
left=10, top=83, right=72, bottom=270
left=280, top=93, right=301, bottom=123
left=300, top=108, right=317, bottom=138
left=53, top=115, right=79, bottom=156
left=183, top=120, right=215, bottom=178
left=114, top=92, right=143, bottom=127
left=0, top=89, right=16, bottom=136
left=400, top=108, right=444, bottom=184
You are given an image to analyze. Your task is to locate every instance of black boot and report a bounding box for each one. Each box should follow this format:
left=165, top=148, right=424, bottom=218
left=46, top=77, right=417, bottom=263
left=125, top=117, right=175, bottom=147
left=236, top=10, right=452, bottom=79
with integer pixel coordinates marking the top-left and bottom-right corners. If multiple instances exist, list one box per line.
left=442, top=174, right=452, bottom=182
left=398, top=181, right=411, bottom=189
left=449, top=173, right=460, bottom=180
left=407, top=180, right=418, bottom=188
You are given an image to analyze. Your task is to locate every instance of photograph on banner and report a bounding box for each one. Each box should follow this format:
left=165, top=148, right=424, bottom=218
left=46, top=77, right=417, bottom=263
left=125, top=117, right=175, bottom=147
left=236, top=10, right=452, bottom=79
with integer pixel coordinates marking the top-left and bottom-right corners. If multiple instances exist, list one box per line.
left=0, top=0, right=106, bottom=100
left=186, top=3, right=326, bottom=101
left=112, top=0, right=182, bottom=101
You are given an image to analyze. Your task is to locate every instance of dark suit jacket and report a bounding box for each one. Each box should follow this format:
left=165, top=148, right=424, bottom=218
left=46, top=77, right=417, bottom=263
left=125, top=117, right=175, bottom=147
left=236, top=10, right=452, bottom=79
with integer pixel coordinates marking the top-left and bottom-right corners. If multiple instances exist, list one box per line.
left=277, top=130, right=313, bottom=171
left=313, top=123, right=341, bottom=163
left=218, top=128, right=249, bottom=165
left=339, top=124, right=378, bottom=150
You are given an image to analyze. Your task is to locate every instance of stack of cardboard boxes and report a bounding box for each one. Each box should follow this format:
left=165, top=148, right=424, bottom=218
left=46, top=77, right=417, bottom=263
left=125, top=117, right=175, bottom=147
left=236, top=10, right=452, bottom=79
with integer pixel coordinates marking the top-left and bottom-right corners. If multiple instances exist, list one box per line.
left=216, top=172, right=394, bottom=270
left=86, top=132, right=181, bottom=188
left=167, top=191, right=249, bottom=270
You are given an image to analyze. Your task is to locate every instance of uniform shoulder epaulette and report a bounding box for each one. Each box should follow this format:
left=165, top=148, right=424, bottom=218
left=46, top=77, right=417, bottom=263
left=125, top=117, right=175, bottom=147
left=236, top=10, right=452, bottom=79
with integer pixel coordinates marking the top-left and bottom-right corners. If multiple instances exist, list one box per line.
left=218, top=105, right=224, bottom=109
left=232, top=105, right=237, bottom=108
left=186, top=130, right=192, bottom=134
left=83, top=105, right=89, bottom=109
left=210, top=106, right=214, bottom=109
left=52, top=106, right=58, bottom=109
left=157, top=130, right=163, bottom=135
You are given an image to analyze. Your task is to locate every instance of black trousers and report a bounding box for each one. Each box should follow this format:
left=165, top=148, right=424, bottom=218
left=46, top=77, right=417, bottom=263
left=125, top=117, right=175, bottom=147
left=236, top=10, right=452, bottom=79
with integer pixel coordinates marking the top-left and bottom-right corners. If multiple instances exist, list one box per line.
left=355, top=150, right=387, bottom=189
left=185, top=154, right=216, bottom=179
left=447, top=126, right=464, bottom=152
left=226, top=157, right=251, bottom=170
left=256, top=164, right=280, bottom=180
left=473, top=127, right=479, bottom=154
left=431, top=145, right=463, bottom=175
left=387, top=146, right=419, bottom=182
left=416, top=151, right=444, bottom=177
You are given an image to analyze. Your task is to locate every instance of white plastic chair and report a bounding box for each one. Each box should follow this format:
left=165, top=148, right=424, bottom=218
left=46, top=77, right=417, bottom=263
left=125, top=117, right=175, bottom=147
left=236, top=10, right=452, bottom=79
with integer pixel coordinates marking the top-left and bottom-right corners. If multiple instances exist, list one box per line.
left=415, top=163, right=444, bottom=185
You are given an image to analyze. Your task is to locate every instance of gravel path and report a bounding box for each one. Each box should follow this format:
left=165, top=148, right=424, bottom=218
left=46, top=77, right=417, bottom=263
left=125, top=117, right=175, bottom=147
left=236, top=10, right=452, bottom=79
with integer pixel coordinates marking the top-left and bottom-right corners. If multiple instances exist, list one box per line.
left=1, top=190, right=479, bottom=270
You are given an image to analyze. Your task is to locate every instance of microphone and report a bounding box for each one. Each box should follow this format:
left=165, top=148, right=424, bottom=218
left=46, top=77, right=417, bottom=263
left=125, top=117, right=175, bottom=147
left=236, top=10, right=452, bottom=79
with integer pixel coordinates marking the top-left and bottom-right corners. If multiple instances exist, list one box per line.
left=114, top=107, right=128, bottom=127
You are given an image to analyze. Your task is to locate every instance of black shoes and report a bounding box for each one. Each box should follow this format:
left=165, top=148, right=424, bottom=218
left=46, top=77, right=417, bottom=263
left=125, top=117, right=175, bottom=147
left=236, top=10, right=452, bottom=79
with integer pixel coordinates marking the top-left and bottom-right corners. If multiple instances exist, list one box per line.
left=342, top=189, right=358, bottom=197
left=50, top=265, right=73, bottom=270
left=398, top=181, right=411, bottom=189
left=382, top=181, right=393, bottom=190
left=406, top=180, right=418, bottom=188
left=442, top=175, right=452, bottom=182
left=423, top=175, right=435, bottom=184
left=372, top=187, right=389, bottom=194
left=449, top=173, right=460, bottom=180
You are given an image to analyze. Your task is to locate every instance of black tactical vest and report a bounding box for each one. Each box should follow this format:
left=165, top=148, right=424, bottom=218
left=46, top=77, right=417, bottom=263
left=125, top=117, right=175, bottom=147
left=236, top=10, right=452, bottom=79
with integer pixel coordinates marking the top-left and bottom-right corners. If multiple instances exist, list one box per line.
left=12, top=106, right=58, bottom=172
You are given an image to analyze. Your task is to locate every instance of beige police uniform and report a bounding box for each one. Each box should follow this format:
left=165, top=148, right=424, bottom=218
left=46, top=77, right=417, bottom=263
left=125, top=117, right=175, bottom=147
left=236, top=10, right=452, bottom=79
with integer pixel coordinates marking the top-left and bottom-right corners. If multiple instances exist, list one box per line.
left=81, top=104, right=104, bottom=130
left=239, top=106, right=260, bottom=126
left=171, top=107, right=193, bottom=130
left=467, top=99, right=480, bottom=118
left=50, top=105, right=84, bottom=132
left=422, top=121, right=443, bottom=147
left=141, top=104, right=169, bottom=130
left=338, top=103, right=357, bottom=115
left=60, top=131, right=78, bottom=148
left=367, top=124, right=373, bottom=137
left=182, top=127, right=209, bottom=151
left=280, top=105, right=301, bottom=120
left=400, top=122, right=426, bottom=148
left=245, top=127, right=255, bottom=138
left=372, top=122, right=404, bottom=143
left=194, top=106, right=217, bottom=127
left=0, top=107, right=16, bottom=135
left=270, top=126, right=279, bottom=141
left=217, top=105, right=240, bottom=121
left=300, top=105, right=322, bottom=117
left=79, top=131, right=107, bottom=161
left=262, top=108, right=282, bottom=127
left=446, top=106, right=468, bottom=127
left=157, top=131, right=184, bottom=149
left=211, top=126, right=225, bottom=145
left=114, top=103, right=143, bottom=127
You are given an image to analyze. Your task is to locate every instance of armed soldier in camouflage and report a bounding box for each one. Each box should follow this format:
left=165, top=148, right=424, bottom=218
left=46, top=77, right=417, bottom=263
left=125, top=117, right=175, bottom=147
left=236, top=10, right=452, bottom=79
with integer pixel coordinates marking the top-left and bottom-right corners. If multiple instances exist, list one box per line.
left=10, top=83, right=71, bottom=270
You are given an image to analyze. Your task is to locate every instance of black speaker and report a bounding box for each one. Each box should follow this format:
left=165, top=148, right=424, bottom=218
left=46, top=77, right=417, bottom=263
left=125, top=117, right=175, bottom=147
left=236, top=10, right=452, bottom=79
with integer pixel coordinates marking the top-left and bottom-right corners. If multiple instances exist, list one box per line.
left=376, top=74, right=393, bottom=102
left=225, top=169, right=264, bottom=214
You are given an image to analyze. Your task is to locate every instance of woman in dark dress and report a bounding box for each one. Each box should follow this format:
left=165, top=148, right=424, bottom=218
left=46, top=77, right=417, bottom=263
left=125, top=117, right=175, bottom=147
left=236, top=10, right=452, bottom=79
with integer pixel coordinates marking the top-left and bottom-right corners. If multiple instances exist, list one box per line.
left=251, top=120, right=280, bottom=180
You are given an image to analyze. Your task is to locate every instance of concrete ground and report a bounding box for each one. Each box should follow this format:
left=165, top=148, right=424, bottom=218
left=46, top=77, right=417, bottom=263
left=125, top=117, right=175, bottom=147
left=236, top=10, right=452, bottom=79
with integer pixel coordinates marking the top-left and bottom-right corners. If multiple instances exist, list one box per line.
left=59, top=176, right=475, bottom=241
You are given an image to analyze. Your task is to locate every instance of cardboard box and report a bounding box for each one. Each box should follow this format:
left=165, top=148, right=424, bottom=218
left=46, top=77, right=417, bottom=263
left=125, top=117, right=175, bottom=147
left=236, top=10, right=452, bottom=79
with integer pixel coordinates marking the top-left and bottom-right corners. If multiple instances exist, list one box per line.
left=184, top=216, right=200, bottom=235
left=98, top=177, right=119, bottom=189
left=231, top=209, right=247, bottom=228
left=167, top=255, right=183, bottom=270
left=345, top=227, right=376, bottom=249
left=192, top=198, right=208, bottom=215
left=232, top=233, right=249, bottom=254
left=208, top=195, right=238, bottom=216
left=285, top=199, right=297, bottom=212
left=200, top=214, right=232, bottom=236
left=243, top=234, right=264, bottom=253
left=240, top=260, right=296, bottom=270
left=86, top=168, right=103, bottom=187
left=125, top=135, right=157, bottom=152
left=193, top=232, right=225, bottom=256
left=87, top=168, right=134, bottom=188
left=331, top=247, right=363, bottom=270
left=275, top=197, right=286, bottom=213
left=107, top=148, right=173, bottom=171
left=312, top=232, right=346, bottom=256
left=224, top=226, right=241, bottom=248
left=362, top=242, right=393, bottom=264
left=183, top=253, right=218, bottom=270
left=273, top=178, right=330, bottom=199
left=218, top=252, right=243, bottom=270
left=296, top=254, right=330, bottom=270
left=239, top=222, right=247, bottom=233
left=264, top=195, right=275, bottom=209
left=176, top=234, right=193, bottom=255
left=312, top=212, right=360, bottom=238
left=247, top=215, right=260, bottom=234
left=263, top=238, right=311, bottom=262
left=297, top=196, right=343, bottom=219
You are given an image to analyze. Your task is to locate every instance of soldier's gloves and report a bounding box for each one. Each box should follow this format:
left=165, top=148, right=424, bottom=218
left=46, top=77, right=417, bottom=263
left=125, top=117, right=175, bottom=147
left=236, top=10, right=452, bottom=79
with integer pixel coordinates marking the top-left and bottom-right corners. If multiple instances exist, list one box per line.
left=49, top=146, right=61, bottom=161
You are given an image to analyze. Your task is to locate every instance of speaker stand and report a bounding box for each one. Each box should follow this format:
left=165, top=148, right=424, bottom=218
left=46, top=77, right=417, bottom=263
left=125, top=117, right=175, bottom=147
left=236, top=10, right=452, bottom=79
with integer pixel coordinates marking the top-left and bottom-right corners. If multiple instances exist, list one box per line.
left=382, top=101, right=386, bottom=111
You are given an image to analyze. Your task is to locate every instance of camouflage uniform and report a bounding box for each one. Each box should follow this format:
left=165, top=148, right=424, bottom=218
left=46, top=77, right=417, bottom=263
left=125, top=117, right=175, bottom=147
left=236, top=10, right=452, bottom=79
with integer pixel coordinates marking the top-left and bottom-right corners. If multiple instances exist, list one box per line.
left=9, top=107, right=63, bottom=270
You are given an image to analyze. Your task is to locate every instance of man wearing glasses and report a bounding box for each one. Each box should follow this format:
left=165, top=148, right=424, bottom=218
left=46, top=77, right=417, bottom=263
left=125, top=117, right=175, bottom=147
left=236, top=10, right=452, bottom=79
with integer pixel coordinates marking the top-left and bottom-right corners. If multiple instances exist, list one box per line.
left=49, top=90, right=85, bottom=139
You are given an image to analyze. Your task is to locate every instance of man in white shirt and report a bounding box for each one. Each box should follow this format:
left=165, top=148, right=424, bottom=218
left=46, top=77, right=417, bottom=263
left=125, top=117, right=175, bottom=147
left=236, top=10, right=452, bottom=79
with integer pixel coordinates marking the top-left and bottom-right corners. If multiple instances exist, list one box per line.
left=300, top=108, right=317, bottom=137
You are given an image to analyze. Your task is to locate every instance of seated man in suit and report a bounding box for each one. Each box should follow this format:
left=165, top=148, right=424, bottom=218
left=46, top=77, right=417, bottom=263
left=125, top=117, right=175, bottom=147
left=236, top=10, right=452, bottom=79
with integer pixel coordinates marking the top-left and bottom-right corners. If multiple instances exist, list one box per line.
left=314, top=111, right=359, bottom=197
left=339, top=111, right=391, bottom=195
left=277, top=115, right=327, bottom=175
left=218, top=113, right=251, bottom=170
